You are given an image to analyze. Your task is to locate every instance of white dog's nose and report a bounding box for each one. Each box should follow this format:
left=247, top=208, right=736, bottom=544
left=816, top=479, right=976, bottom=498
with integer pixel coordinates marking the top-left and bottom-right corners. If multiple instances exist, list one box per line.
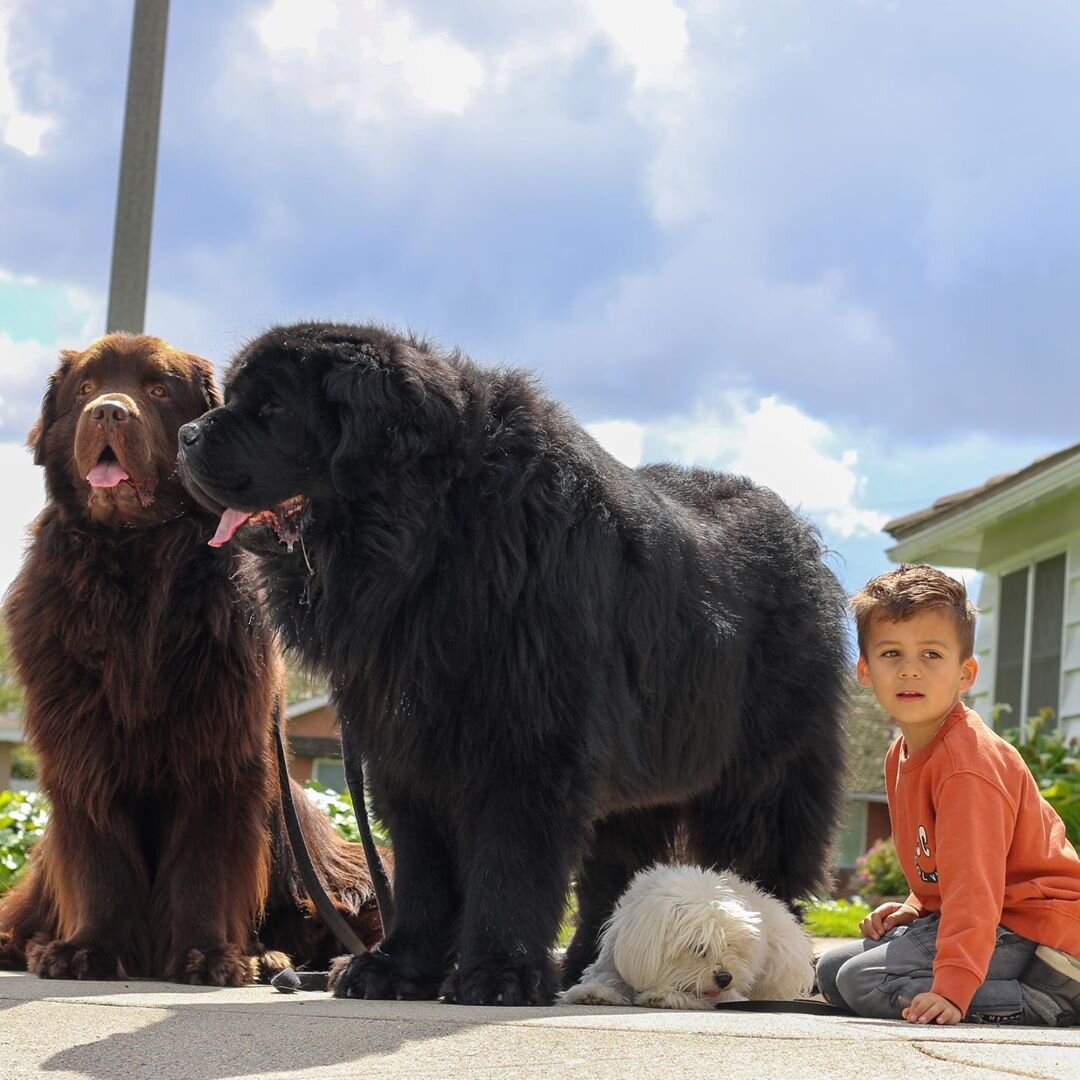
left=714, top=971, right=733, bottom=990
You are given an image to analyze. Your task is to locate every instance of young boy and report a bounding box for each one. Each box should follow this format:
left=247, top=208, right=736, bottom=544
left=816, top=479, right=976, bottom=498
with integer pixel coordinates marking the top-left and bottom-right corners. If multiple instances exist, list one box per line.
left=817, top=564, right=1080, bottom=1025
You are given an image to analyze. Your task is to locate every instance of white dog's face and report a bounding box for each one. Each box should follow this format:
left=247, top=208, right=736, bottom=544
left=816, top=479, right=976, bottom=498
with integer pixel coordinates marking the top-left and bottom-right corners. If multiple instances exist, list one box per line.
left=609, top=874, right=764, bottom=1002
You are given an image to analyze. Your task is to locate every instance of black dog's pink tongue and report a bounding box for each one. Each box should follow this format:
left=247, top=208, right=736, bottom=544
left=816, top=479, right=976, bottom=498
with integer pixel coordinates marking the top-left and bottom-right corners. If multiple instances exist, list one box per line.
left=86, top=461, right=130, bottom=488
left=209, top=508, right=252, bottom=548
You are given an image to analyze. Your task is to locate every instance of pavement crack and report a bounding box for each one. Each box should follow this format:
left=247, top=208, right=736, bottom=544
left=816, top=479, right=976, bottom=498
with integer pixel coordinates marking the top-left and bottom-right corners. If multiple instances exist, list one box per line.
left=913, top=1040, right=1056, bottom=1078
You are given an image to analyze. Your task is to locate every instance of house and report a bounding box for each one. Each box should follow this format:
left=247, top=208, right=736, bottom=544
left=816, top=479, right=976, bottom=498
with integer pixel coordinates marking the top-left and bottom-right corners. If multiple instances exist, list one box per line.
left=285, top=694, right=347, bottom=791
left=884, top=441, right=1080, bottom=741
left=0, top=713, right=21, bottom=792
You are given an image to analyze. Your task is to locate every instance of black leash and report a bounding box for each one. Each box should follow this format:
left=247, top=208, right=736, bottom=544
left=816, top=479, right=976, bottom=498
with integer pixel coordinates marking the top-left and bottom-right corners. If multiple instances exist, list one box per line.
left=270, top=697, right=386, bottom=993
left=713, top=999, right=851, bottom=1015
left=341, top=717, right=395, bottom=936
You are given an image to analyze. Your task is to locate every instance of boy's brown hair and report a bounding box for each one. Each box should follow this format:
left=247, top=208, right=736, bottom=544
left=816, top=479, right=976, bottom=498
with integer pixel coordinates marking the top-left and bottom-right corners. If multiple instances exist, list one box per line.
left=852, top=564, right=978, bottom=659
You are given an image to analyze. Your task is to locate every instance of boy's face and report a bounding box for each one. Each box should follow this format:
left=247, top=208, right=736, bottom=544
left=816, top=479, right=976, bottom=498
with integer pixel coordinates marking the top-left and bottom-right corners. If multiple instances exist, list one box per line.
left=857, top=609, right=978, bottom=733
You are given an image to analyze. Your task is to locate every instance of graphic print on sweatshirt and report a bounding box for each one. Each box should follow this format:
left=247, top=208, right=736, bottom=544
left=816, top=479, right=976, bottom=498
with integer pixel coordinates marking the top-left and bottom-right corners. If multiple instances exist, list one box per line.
left=914, top=825, right=939, bottom=884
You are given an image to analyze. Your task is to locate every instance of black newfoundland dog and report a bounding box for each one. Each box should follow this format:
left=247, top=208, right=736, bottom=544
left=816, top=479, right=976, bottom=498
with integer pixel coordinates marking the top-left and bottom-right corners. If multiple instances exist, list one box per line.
left=179, top=321, right=849, bottom=1006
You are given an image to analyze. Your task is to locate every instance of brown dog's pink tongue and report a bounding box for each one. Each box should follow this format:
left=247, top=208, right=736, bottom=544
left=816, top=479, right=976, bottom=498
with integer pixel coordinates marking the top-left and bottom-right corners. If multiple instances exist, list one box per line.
left=209, top=508, right=252, bottom=548
left=86, top=461, right=130, bottom=488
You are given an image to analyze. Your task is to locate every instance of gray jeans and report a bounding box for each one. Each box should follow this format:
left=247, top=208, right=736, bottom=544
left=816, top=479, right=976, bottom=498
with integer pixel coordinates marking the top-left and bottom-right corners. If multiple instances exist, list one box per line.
left=816, top=914, right=1037, bottom=1021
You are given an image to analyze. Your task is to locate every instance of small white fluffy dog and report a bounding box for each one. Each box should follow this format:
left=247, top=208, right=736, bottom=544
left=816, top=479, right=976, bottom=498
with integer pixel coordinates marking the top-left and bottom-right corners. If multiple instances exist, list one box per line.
left=560, top=864, right=814, bottom=1010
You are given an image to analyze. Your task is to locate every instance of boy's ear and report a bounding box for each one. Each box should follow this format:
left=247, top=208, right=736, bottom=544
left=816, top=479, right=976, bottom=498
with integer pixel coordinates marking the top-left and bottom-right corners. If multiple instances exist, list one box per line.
left=959, top=655, right=979, bottom=690
left=856, top=655, right=873, bottom=687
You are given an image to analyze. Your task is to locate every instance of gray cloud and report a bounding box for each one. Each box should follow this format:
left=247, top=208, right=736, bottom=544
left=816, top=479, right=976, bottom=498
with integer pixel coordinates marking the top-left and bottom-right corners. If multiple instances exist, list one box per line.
left=3, top=0, right=1079, bottom=449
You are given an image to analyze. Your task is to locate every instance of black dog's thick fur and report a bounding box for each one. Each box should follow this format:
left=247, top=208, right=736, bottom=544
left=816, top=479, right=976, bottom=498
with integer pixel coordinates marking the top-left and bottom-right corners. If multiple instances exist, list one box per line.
left=179, top=322, right=849, bottom=1006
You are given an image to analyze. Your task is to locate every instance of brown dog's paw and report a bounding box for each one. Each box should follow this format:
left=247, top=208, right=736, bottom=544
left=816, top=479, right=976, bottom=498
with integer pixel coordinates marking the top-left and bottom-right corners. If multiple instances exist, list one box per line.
left=0, top=928, right=28, bottom=969
left=258, top=949, right=293, bottom=981
left=177, top=944, right=259, bottom=987
left=27, top=937, right=126, bottom=981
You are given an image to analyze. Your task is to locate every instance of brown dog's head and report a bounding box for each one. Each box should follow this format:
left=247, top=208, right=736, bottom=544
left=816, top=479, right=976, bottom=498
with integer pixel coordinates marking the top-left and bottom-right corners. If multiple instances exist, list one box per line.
left=30, top=333, right=220, bottom=527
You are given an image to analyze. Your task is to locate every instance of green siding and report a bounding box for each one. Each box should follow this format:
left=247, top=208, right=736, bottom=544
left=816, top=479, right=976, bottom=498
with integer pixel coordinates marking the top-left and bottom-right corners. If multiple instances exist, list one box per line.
left=980, top=491, right=1080, bottom=568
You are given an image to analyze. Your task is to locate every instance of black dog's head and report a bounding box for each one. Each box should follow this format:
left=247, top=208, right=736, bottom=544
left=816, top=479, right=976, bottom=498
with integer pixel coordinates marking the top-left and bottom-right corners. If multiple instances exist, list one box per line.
left=178, top=322, right=468, bottom=548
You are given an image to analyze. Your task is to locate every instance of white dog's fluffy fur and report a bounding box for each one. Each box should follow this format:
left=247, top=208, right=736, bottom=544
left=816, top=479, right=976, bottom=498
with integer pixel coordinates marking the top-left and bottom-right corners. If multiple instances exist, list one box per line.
left=560, top=864, right=814, bottom=1010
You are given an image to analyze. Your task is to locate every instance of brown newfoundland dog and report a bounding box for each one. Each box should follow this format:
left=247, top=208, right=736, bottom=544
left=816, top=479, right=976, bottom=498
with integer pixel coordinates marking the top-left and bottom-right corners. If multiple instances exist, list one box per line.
left=0, top=333, right=384, bottom=985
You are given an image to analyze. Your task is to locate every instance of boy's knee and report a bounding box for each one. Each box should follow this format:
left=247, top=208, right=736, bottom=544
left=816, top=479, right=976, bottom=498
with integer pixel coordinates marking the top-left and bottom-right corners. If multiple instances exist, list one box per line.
left=835, top=956, right=880, bottom=1006
left=815, top=948, right=850, bottom=1003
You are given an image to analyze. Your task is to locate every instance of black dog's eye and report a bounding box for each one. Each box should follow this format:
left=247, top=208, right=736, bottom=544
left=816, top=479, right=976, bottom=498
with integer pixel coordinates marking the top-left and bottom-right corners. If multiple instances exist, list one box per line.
left=259, top=401, right=287, bottom=417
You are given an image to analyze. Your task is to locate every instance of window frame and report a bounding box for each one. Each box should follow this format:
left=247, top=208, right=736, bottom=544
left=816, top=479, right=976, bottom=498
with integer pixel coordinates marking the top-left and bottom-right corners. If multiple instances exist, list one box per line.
left=991, top=545, right=1069, bottom=731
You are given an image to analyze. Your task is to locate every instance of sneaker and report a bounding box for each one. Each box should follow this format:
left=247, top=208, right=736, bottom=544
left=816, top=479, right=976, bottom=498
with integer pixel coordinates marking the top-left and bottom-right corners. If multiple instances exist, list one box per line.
left=965, top=1009, right=1024, bottom=1025
left=1022, top=945, right=1080, bottom=1026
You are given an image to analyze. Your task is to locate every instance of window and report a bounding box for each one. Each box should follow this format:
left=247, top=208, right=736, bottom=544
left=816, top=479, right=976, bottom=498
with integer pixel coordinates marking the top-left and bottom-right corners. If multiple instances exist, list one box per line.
left=995, top=553, right=1066, bottom=728
left=313, top=758, right=347, bottom=793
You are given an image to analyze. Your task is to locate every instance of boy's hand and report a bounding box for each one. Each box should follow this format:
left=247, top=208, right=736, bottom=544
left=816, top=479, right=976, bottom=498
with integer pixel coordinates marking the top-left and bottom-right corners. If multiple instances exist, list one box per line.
left=860, top=902, right=920, bottom=941
left=902, top=992, right=962, bottom=1025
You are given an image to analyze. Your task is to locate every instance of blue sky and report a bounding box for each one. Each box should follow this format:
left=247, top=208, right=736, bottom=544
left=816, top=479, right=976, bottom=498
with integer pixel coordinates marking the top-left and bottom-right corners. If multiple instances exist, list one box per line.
left=1, top=0, right=1074, bottom=601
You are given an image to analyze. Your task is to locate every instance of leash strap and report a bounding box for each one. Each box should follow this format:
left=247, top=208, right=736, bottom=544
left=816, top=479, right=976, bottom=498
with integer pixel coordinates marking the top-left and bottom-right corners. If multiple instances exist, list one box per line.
left=341, top=719, right=395, bottom=936
left=713, top=999, right=850, bottom=1015
left=272, top=697, right=368, bottom=959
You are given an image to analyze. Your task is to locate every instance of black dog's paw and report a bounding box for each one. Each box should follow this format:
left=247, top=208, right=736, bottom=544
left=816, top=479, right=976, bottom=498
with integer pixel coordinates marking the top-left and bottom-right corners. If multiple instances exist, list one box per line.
left=442, top=956, right=559, bottom=1006
left=328, top=949, right=441, bottom=1000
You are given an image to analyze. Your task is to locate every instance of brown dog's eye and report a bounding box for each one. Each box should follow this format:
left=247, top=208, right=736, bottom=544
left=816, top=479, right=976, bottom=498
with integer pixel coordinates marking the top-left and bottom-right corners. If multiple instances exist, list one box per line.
left=77, top=380, right=94, bottom=396
left=148, top=385, right=168, bottom=399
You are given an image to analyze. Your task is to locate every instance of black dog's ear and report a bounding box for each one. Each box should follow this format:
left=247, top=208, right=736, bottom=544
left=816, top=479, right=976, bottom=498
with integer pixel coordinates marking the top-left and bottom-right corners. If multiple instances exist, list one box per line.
left=323, top=341, right=464, bottom=500
left=27, top=349, right=76, bottom=466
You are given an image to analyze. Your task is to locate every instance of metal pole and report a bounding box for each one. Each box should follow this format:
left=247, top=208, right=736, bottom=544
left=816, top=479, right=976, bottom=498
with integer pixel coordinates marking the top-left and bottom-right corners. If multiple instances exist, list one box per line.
left=106, top=0, right=170, bottom=334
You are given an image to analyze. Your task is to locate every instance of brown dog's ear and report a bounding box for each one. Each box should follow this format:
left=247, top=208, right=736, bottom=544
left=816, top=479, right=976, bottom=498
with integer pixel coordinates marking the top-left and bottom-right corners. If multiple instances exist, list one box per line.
left=27, top=349, right=77, bottom=466
left=187, top=354, right=222, bottom=410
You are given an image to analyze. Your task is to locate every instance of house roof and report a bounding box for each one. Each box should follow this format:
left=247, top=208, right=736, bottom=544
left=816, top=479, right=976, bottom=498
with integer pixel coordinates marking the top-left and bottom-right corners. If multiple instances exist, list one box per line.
left=885, top=441, right=1080, bottom=541
left=286, top=693, right=331, bottom=719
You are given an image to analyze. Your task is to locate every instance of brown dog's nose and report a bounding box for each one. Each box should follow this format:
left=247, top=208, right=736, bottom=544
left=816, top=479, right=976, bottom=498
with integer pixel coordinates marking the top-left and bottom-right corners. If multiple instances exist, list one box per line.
left=714, top=971, right=733, bottom=990
left=91, top=401, right=130, bottom=426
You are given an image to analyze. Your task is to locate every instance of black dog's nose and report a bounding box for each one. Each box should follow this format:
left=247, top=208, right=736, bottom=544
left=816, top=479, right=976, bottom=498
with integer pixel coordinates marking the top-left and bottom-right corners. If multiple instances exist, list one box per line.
left=714, top=971, right=733, bottom=990
left=91, top=401, right=129, bottom=426
left=179, top=421, right=201, bottom=446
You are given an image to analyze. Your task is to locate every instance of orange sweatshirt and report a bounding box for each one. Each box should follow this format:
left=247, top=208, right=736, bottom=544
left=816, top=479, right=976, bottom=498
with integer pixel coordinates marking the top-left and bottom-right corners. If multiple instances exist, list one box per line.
left=885, top=702, right=1080, bottom=1014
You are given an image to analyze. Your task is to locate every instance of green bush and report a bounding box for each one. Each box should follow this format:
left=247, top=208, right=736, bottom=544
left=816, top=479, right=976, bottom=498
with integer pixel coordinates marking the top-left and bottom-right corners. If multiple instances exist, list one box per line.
left=0, top=790, right=48, bottom=893
left=799, top=897, right=870, bottom=938
left=303, top=780, right=390, bottom=847
left=1001, top=708, right=1080, bottom=848
left=853, top=837, right=907, bottom=901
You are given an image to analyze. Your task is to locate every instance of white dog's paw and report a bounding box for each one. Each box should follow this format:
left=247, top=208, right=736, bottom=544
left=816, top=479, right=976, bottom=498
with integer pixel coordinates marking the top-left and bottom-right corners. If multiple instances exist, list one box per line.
left=634, top=989, right=711, bottom=1011
left=560, top=982, right=630, bottom=1006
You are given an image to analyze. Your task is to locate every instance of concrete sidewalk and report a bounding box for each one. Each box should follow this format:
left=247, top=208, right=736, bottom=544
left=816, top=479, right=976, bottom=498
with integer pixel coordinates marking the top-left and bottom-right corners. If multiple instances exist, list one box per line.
left=1, top=969, right=1079, bottom=1080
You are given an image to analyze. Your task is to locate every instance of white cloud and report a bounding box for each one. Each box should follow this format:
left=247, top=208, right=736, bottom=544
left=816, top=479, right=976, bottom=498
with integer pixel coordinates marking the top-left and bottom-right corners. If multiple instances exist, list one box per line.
left=250, top=0, right=484, bottom=117
left=585, top=0, right=688, bottom=91
left=255, top=0, right=338, bottom=54
left=586, top=418, right=645, bottom=467
left=0, top=440, right=44, bottom=597
left=588, top=391, right=889, bottom=540
left=0, top=267, right=102, bottom=436
left=0, top=0, right=54, bottom=155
